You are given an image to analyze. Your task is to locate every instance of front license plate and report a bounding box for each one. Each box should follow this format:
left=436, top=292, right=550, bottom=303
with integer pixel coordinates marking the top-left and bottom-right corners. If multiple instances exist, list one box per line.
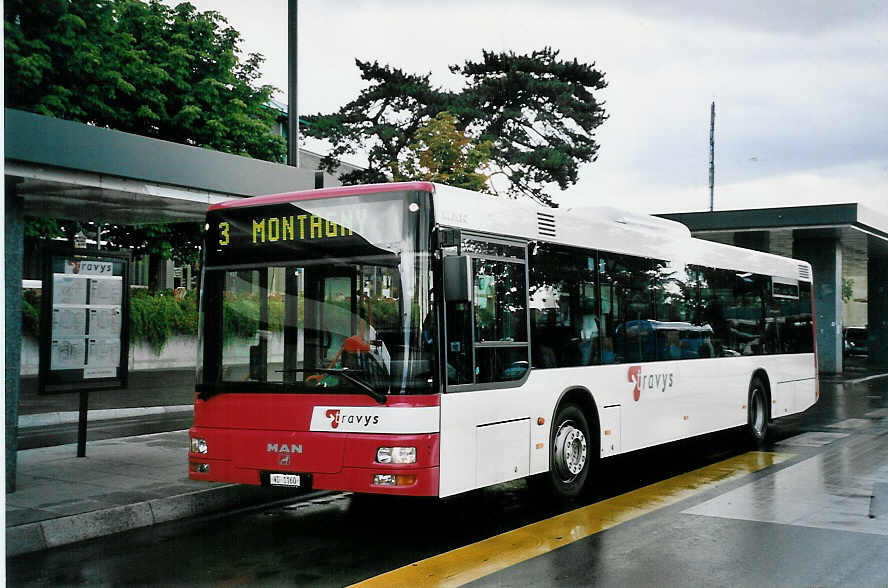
left=269, top=473, right=301, bottom=487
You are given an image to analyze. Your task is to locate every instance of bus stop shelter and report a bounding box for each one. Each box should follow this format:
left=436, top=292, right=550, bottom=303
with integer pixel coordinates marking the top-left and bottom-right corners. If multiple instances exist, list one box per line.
left=658, top=204, right=888, bottom=374
left=4, top=108, right=355, bottom=491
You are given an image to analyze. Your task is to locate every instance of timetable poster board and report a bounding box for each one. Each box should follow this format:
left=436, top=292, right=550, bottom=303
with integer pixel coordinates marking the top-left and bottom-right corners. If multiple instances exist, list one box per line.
left=39, top=248, right=131, bottom=394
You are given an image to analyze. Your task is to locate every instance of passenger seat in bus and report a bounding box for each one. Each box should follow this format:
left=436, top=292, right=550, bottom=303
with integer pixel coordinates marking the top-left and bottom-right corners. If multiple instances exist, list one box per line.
left=579, top=315, right=599, bottom=365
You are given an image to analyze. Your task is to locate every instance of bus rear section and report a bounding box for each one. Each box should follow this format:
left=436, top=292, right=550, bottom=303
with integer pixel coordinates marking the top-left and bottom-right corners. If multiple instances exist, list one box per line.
left=189, top=183, right=442, bottom=495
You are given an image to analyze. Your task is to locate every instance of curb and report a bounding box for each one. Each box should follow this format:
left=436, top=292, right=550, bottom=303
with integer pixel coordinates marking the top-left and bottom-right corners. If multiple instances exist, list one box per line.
left=17, top=405, right=194, bottom=429
left=6, top=484, right=320, bottom=557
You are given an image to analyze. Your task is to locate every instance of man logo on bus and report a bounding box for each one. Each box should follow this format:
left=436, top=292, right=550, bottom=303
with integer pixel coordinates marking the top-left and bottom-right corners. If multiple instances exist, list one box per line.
left=267, top=443, right=303, bottom=454
left=628, top=365, right=675, bottom=401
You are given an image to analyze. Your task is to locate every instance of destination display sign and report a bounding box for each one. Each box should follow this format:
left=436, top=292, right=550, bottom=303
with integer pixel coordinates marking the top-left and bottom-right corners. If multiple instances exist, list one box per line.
left=206, top=202, right=396, bottom=267
left=220, top=213, right=353, bottom=247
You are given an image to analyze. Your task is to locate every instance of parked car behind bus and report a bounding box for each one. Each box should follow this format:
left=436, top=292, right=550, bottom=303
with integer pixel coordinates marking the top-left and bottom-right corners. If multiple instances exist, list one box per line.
left=843, top=326, right=868, bottom=357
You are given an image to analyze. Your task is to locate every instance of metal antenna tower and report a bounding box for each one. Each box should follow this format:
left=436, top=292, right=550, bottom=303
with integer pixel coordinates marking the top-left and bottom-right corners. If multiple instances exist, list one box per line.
left=709, top=101, right=715, bottom=211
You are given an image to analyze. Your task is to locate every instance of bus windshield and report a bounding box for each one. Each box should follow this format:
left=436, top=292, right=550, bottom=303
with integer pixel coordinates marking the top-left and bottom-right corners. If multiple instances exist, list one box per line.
left=197, top=190, right=436, bottom=399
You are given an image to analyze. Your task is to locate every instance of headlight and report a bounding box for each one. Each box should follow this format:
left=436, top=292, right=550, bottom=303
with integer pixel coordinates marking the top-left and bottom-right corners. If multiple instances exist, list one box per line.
left=191, top=437, right=208, bottom=454
left=373, top=474, right=417, bottom=486
left=376, top=446, right=416, bottom=464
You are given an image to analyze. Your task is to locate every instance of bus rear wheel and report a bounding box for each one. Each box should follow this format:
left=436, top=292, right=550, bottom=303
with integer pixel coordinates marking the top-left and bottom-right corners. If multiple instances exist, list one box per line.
left=746, top=377, right=770, bottom=445
left=541, top=404, right=592, bottom=500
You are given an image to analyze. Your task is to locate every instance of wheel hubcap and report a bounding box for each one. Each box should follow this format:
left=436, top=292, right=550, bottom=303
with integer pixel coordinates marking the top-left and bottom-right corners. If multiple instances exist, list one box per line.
left=554, top=422, right=587, bottom=481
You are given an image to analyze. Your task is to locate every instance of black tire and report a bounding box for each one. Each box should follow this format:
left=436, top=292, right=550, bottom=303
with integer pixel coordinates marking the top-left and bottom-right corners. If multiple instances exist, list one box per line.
left=746, top=376, right=770, bottom=446
left=540, top=403, right=594, bottom=500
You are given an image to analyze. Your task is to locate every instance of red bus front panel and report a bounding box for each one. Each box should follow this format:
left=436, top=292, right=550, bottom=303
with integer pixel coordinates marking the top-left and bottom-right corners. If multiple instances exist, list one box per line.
left=189, top=393, right=441, bottom=496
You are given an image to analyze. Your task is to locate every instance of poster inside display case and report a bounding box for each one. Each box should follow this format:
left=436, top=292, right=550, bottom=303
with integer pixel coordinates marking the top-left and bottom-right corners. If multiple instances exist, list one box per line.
left=39, top=248, right=131, bottom=394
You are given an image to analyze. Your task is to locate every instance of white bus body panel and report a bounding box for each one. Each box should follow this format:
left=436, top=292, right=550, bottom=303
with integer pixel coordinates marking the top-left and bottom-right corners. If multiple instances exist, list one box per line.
left=429, top=183, right=816, bottom=497
left=475, top=418, right=531, bottom=487
left=438, top=354, right=815, bottom=497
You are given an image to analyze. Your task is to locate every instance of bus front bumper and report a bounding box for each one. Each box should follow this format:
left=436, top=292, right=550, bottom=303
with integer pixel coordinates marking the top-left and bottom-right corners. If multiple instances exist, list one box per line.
left=188, top=428, right=440, bottom=497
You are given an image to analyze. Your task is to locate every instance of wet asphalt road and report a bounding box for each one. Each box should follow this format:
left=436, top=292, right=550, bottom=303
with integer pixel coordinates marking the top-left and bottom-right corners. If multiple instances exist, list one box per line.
left=8, top=371, right=888, bottom=587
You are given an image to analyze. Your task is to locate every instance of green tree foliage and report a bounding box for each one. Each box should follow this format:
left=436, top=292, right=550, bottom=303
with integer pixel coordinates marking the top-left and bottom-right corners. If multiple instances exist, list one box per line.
left=5, top=0, right=285, bottom=160
left=394, top=112, right=492, bottom=193
left=306, top=48, right=607, bottom=206
left=23, top=217, right=68, bottom=240
left=842, top=278, right=854, bottom=303
left=22, top=219, right=204, bottom=266
left=21, top=289, right=41, bottom=337
left=6, top=0, right=285, bottom=265
left=307, top=59, right=451, bottom=187
left=455, top=49, right=608, bottom=205
left=104, top=222, right=204, bottom=265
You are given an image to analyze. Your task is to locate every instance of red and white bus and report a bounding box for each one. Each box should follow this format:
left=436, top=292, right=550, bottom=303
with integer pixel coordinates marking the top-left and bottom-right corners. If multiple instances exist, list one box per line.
left=189, top=181, right=817, bottom=498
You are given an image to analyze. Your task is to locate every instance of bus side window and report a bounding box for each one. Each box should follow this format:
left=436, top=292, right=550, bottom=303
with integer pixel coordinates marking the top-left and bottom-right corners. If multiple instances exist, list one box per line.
left=528, top=244, right=601, bottom=368
left=445, top=239, right=530, bottom=386
left=600, top=288, right=616, bottom=364
left=600, top=252, right=662, bottom=363
left=473, top=257, right=528, bottom=383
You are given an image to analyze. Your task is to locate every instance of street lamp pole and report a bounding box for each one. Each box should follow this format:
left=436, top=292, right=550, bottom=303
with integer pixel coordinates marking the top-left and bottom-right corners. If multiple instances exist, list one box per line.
left=287, top=0, right=299, bottom=168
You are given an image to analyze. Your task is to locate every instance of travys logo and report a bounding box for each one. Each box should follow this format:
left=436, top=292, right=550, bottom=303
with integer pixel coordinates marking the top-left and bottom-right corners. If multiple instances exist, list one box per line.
left=310, top=405, right=440, bottom=434
left=325, top=408, right=379, bottom=429
left=325, top=409, right=339, bottom=428
left=628, top=366, right=642, bottom=401
left=627, top=365, right=675, bottom=401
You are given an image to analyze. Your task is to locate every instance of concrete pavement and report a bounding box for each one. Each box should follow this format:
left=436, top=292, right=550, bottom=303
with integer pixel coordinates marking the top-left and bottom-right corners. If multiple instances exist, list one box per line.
left=6, top=429, right=314, bottom=557
left=8, top=368, right=312, bottom=557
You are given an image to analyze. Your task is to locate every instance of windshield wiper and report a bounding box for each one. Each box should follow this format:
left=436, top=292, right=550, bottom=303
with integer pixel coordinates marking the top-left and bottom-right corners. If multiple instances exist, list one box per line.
left=278, top=368, right=387, bottom=404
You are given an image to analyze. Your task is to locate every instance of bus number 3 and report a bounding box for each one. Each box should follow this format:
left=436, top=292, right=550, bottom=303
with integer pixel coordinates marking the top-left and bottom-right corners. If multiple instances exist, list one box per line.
left=219, top=222, right=230, bottom=246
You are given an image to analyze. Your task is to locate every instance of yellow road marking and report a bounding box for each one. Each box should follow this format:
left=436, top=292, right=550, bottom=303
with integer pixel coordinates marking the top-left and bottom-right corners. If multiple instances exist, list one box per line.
left=352, top=451, right=792, bottom=588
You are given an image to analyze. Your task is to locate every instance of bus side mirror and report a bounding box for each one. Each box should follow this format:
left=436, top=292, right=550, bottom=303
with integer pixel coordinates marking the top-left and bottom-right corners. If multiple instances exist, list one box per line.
left=443, top=256, right=472, bottom=303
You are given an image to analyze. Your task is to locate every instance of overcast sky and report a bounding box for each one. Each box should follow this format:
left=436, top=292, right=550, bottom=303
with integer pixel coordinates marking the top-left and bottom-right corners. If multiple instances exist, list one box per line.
left=175, top=0, right=887, bottom=214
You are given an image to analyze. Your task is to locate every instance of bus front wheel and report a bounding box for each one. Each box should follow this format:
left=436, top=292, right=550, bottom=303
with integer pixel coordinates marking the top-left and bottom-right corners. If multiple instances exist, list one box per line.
left=746, top=377, right=770, bottom=445
left=541, top=404, right=592, bottom=500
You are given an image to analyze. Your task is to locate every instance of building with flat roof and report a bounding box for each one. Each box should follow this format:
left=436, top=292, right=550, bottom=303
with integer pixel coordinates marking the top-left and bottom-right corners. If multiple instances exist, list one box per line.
left=658, top=204, right=888, bottom=373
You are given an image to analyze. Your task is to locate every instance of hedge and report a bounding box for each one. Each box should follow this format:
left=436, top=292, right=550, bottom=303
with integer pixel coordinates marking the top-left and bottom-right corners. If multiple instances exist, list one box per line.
left=22, top=288, right=200, bottom=353
left=21, top=288, right=401, bottom=354
left=130, top=289, right=199, bottom=353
